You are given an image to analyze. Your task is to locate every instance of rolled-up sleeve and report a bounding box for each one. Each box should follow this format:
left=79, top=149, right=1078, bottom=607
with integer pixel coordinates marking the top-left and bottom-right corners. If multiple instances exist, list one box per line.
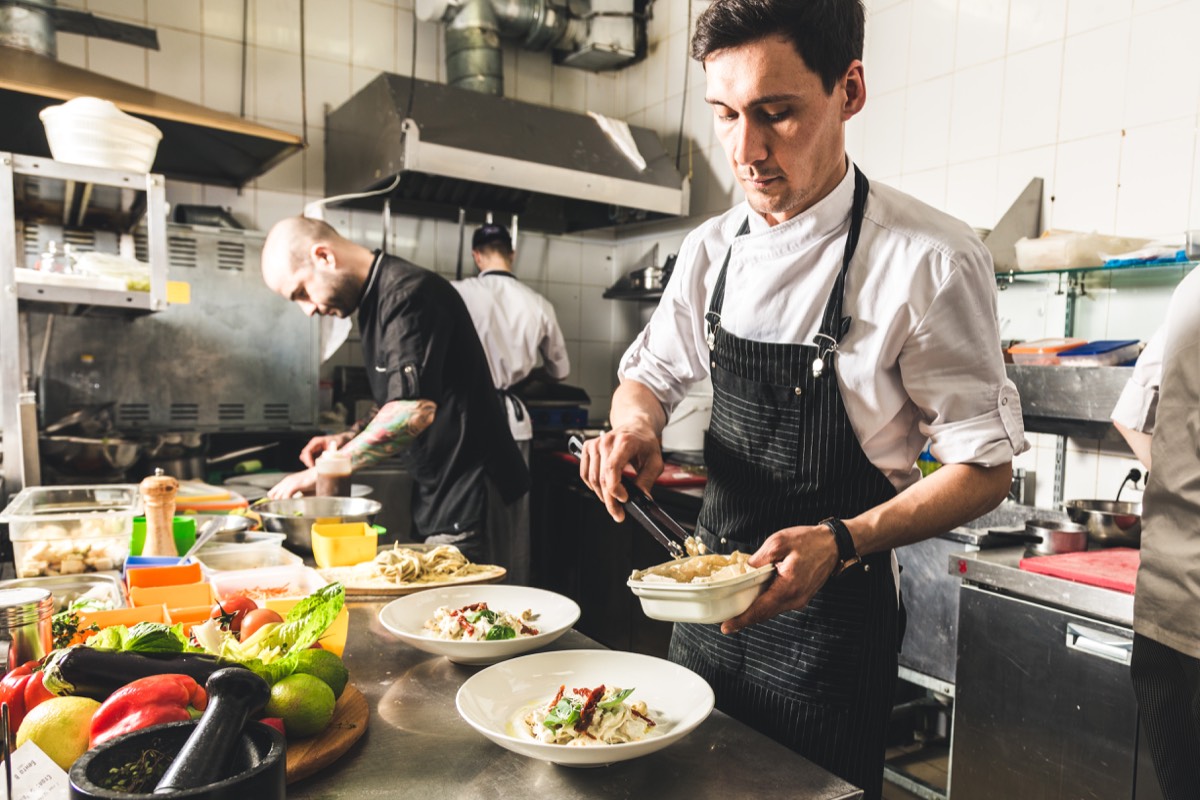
left=618, top=235, right=710, bottom=416
left=1111, top=328, right=1164, bottom=433
left=900, top=252, right=1029, bottom=467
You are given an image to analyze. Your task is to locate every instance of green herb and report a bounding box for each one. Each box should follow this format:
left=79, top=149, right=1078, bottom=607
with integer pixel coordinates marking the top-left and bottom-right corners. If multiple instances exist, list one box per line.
left=99, top=748, right=172, bottom=793
left=51, top=611, right=99, bottom=649
left=598, top=688, right=635, bottom=711
left=464, top=609, right=498, bottom=625
left=483, top=625, right=516, bottom=640
left=543, top=698, right=582, bottom=730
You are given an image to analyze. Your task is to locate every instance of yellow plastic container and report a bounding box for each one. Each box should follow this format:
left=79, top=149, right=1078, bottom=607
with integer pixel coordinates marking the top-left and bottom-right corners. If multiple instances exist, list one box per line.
left=310, top=521, right=378, bottom=569
left=265, top=597, right=349, bottom=657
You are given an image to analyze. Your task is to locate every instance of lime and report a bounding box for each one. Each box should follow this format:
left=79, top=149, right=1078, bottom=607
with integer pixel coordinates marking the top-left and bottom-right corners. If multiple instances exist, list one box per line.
left=266, top=674, right=335, bottom=739
left=16, top=696, right=102, bottom=770
left=293, top=649, right=349, bottom=699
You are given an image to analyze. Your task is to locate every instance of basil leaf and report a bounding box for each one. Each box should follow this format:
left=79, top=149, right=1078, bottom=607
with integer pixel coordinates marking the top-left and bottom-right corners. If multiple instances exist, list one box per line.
left=598, top=688, right=635, bottom=711
left=484, top=625, right=515, bottom=641
left=465, top=609, right=497, bottom=625
left=543, top=698, right=581, bottom=730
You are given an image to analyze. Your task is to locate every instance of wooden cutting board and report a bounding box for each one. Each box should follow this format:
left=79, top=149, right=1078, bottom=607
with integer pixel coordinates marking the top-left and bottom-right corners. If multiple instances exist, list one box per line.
left=285, top=683, right=369, bottom=783
left=1019, top=547, right=1141, bottom=593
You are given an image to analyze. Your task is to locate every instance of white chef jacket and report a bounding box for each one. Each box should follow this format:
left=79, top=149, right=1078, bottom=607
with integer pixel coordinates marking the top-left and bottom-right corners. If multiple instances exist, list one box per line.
left=620, top=161, right=1027, bottom=492
left=453, top=270, right=570, bottom=441
left=1110, top=267, right=1200, bottom=659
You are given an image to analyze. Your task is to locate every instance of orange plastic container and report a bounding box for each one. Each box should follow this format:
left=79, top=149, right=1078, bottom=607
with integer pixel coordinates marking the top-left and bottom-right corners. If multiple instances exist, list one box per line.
left=126, top=562, right=203, bottom=589
left=166, top=604, right=214, bottom=636
left=129, top=582, right=213, bottom=609
left=73, top=604, right=169, bottom=644
left=1007, top=338, right=1086, bottom=366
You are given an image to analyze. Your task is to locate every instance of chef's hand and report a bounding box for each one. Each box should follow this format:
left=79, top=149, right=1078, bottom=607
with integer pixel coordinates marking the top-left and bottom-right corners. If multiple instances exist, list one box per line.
left=298, top=432, right=355, bottom=468
left=267, top=467, right=317, bottom=499
left=720, top=524, right=840, bottom=634
left=579, top=426, right=664, bottom=523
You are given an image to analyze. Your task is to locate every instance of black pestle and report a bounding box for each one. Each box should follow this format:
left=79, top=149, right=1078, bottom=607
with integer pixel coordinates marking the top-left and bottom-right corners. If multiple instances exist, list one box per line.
left=153, top=668, right=271, bottom=794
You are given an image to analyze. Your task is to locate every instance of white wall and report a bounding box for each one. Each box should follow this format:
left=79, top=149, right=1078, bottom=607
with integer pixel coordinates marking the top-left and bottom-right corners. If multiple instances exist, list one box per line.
left=57, top=0, right=1199, bottom=501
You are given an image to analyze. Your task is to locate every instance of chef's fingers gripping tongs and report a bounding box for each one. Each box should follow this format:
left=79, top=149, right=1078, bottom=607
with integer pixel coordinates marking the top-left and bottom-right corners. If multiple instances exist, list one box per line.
left=568, top=435, right=690, bottom=559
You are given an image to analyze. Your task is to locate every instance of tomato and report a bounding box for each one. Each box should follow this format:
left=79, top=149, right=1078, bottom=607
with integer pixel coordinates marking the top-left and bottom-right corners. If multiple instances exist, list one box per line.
left=211, top=596, right=258, bottom=633
left=239, top=608, right=284, bottom=640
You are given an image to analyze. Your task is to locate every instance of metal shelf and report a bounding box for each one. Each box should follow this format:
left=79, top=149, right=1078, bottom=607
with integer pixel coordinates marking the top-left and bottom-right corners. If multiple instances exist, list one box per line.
left=14, top=281, right=155, bottom=315
left=996, top=259, right=1197, bottom=283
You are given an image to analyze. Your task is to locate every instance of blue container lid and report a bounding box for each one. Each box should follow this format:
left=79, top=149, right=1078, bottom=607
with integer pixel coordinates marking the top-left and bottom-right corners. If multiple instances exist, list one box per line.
left=1058, top=339, right=1139, bottom=356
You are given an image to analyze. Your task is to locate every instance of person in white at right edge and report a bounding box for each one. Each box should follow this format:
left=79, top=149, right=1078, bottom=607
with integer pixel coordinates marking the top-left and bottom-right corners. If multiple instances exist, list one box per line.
left=576, top=0, right=1027, bottom=796
left=454, top=224, right=570, bottom=585
left=1111, top=267, right=1200, bottom=799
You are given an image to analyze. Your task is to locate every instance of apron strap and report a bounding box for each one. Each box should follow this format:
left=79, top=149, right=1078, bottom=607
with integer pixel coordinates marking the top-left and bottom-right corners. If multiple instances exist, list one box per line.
left=704, top=218, right=750, bottom=346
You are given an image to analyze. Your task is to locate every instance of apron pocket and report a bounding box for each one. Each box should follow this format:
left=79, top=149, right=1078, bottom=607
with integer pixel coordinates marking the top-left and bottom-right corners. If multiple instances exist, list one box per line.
left=709, top=368, right=805, bottom=474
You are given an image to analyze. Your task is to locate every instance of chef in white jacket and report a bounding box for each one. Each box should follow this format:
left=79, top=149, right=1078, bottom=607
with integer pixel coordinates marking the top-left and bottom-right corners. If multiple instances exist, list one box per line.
left=454, top=223, right=570, bottom=584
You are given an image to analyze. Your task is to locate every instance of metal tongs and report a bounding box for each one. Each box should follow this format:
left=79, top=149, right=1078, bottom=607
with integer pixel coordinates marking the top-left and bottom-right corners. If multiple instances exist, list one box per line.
left=568, top=435, right=690, bottom=559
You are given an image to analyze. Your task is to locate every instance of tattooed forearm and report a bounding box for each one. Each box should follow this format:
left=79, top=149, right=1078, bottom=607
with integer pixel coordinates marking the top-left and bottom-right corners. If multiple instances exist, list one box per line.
left=341, top=399, right=437, bottom=469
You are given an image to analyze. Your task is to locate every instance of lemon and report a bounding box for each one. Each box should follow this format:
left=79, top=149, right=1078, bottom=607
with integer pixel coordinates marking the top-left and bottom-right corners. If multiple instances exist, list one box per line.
left=293, top=649, right=349, bottom=699
left=266, top=674, right=335, bottom=739
left=16, top=696, right=102, bottom=770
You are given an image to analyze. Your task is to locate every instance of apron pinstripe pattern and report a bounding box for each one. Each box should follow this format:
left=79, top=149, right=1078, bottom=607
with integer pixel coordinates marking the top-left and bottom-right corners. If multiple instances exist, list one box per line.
left=1130, top=633, right=1200, bottom=798
left=672, top=167, right=901, bottom=799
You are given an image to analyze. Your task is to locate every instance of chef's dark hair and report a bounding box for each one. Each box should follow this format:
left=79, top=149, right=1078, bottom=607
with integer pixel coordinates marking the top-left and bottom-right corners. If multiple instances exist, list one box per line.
left=471, top=224, right=513, bottom=257
left=691, top=0, right=865, bottom=94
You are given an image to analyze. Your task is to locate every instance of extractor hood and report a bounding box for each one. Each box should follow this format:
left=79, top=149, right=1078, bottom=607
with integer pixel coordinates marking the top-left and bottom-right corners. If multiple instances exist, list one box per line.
left=324, top=73, right=689, bottom=233
left=0, top=46, right=304, bottom=187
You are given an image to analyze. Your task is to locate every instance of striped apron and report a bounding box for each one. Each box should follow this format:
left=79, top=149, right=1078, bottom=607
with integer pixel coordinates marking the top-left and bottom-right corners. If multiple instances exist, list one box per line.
left=670, top=167, right=901, bottom=799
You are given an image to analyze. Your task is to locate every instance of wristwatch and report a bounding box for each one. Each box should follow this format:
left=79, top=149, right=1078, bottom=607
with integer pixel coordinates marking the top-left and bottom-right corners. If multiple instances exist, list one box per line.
left=819, top=517, right=861, bottom=577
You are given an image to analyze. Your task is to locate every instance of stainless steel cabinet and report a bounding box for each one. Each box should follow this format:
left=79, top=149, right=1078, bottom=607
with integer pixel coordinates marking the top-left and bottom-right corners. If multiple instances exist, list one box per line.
left=951, top=584, right=1160, bottom=799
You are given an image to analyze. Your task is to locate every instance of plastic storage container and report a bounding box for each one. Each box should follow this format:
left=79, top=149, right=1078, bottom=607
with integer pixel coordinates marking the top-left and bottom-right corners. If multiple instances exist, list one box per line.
left=0, top=485, right=139, bottom=578
left=1056, top=340, right=1141, bottom=367
left=209, top=565, right=329, bottom=604
left=1013, top=232, right=1149, bottom=271
left=0, top=573, right=126, bottom=613
left=195, top=547, right=302, bottom=573
left=1007, top=338, right=1087, bottom=366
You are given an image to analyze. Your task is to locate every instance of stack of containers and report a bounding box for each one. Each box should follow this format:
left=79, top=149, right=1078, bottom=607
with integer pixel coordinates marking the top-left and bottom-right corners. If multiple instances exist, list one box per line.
left=1007, top=338, right=1087, bottom=365
left=0, top=485, right=140, bottom=578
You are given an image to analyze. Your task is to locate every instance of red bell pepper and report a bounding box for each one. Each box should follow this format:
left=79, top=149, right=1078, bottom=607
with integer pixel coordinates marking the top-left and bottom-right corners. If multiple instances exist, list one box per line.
left=0, top=661, right=56, bottom=735
left=90, top=674, right=209, bottom=747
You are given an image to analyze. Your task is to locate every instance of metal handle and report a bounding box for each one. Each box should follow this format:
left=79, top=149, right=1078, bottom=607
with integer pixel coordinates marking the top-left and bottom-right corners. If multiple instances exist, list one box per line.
left=1065, top=623, right=1133, bottom=665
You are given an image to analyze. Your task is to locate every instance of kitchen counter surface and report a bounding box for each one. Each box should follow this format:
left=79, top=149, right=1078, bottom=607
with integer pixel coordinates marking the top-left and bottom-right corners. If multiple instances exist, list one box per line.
left=950, top=547, right=1134, bottom=627
left=289, top=601, right=863, bottom=800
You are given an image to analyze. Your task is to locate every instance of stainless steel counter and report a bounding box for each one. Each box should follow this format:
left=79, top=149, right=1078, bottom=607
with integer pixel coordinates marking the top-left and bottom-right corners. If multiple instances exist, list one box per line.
left=949, top=547, right=1134, bottom=627
left=289, top=602, right=863, bottom=800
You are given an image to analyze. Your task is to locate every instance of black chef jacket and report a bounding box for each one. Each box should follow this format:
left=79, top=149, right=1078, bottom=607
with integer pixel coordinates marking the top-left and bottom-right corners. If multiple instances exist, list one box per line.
left=357, top=252, right=530, bottom=537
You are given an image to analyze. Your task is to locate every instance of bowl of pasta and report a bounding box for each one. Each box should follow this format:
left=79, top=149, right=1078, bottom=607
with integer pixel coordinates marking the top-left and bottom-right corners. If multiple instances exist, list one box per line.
left=456, top=649, right=714, bottom=766
left=378, top=585, right=581, bottom=665
left=627, top=552, right=775, bottom=624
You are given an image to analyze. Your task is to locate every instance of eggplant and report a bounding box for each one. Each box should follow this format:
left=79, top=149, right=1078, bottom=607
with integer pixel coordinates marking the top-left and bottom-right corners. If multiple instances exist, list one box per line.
left=42, top=647, right=244, bottom=700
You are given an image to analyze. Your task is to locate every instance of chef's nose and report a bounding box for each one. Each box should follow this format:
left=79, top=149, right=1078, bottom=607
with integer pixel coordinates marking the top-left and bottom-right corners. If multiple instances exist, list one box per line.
left=731, top=117, right=768, bottom=166
left=299, top=300, right=317, bottom=316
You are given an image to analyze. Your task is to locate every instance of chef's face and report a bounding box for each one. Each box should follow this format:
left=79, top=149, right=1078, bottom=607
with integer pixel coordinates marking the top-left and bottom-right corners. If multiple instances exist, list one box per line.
left=705, top=36, right=865, bottom=226
left=270, top=244, right=362, bottom=318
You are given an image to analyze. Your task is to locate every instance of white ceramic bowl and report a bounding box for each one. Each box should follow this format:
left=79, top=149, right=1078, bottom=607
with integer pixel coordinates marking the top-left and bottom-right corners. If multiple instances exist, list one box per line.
left=627, top=558, right=775, bottom=624
left=39, top=97, right=162, bottom=173
left=378, top=585, right=580, bottom=665
left=456, top=649, right=714, bottom=767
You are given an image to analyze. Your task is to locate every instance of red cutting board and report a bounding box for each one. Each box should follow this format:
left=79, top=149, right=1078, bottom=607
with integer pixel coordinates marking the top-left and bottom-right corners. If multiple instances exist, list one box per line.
left=1019, top=548, right=1140, bottom=594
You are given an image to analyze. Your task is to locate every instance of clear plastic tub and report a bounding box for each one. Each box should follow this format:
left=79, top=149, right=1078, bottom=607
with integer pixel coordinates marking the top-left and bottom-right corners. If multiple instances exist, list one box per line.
left=0, top=573, right=126, bottom=613
left=0, top=485, right=139, bottom=578
left=1056, top=340, right=1141, bottom=367
left=195, top=546, right=301, bottom=573
left=209, top=564, right=329, bottom=603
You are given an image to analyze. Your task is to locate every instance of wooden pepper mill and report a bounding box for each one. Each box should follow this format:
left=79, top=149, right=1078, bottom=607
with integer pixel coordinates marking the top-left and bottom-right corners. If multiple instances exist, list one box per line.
left=140, top=468, right=179, bottom=557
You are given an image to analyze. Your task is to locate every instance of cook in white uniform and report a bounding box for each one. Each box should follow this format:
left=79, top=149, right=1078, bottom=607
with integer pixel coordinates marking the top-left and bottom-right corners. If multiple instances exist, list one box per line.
left=578, top=1, right=1026, bottom=795
left=454, top=223, right=570, bottom=584
left=1112, top=267, right=1200, bottom=799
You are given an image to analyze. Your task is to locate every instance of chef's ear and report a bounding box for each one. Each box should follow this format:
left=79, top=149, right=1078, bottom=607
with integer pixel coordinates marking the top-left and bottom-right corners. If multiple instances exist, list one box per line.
left=841, top=60, right=866, bottom=120
left=310, top=243, right=335, bottom=271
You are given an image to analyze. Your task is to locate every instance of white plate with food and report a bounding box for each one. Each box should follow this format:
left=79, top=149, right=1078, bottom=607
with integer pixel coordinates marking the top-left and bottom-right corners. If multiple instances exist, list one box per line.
left=456, top=649, right=714, bottom=766
left=319, top=542, right=507, bottom=596
left=627, top=552, right=775, bottom=624
left=378, top=585, right=580, bottom=665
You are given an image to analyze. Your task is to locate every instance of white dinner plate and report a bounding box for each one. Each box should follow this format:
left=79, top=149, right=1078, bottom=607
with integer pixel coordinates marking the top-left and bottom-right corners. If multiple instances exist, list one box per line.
left=456, top=649, right=714, bottom=767
left=378, top=585, right=580, bottom=665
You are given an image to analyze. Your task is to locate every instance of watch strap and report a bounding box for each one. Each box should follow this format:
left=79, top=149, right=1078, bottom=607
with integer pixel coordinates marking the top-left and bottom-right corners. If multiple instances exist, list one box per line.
left=819, top=517, right=861, bottom=577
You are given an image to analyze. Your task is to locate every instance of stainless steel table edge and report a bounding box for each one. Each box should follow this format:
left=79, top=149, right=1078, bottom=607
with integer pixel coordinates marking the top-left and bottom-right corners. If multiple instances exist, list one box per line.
left=947, top=548, right=1134, bottom=627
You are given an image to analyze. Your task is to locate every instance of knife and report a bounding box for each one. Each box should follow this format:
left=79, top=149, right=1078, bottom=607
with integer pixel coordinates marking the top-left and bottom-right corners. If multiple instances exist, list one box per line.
left=567, top=435, right=689, bottom=559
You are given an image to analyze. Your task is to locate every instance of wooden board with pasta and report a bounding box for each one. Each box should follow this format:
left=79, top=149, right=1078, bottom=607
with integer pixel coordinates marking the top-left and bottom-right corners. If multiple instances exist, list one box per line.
left=318, top=543, right=507, bottom=596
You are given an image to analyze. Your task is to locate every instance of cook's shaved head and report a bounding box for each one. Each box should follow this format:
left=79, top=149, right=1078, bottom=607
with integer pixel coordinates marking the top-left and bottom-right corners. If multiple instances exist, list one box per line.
left=261, top=216, right=341, bottom=282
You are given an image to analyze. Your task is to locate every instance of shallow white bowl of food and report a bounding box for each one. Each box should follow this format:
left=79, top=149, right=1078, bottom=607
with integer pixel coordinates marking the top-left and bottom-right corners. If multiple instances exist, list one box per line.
left=627, top=554, right=775, bottom=625
left=378, top=585, right=580, bottom=665
left=456, top=649, right=714, bottom=767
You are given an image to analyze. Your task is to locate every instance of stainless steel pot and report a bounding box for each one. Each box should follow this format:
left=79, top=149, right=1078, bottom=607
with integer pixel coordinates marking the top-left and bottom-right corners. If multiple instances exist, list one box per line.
left=1064, top=500, right=1142, bottom=547
left=1024, top=518, right=1089, bottom=556
left=40, top=435, right=141, bottom=474
left=252, top=496, right=381, bottom=552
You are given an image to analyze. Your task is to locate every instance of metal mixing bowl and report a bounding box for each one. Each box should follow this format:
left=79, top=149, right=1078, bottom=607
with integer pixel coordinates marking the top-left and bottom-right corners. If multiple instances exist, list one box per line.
left=1023, top=518, right=1089, bottom=556
left=1063, top=499, right=1142, bottom=547
left=252, top=496, right=381, bottom=552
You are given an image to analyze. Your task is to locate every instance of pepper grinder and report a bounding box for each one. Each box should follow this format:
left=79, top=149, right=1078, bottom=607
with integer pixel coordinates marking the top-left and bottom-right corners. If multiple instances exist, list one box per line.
left=140, top=468, right=179, bottom=557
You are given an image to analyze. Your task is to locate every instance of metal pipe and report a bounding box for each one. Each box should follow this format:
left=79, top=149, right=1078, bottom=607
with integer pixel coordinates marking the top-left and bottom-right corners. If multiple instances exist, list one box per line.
left=455, top=207, right=466, bottom=280
left=445, top=0, right=503, bottom=95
